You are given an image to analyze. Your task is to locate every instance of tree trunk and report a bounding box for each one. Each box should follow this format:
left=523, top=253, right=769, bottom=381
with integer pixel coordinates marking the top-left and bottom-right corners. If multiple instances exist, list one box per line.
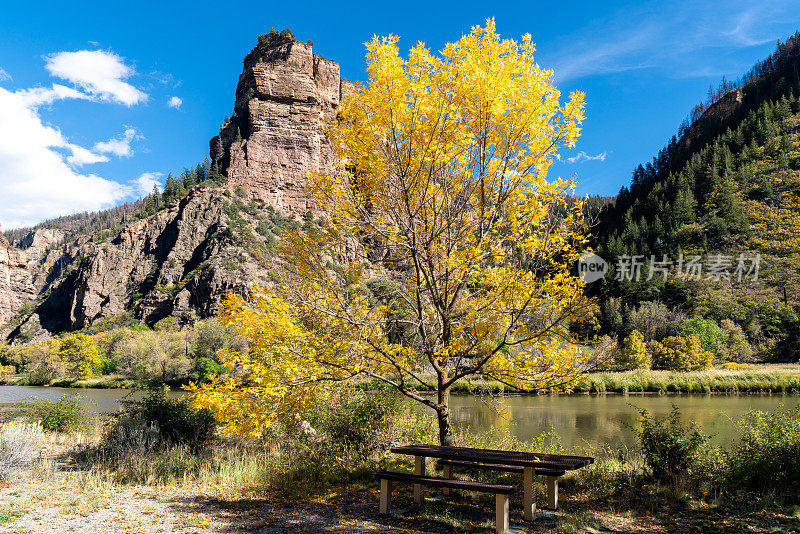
left=437, top=387, right=453, bottom=446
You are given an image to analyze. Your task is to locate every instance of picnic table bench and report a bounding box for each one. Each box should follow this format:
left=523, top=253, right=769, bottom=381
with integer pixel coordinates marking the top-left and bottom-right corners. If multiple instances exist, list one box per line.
left=377, top=444, right=594, bottom=533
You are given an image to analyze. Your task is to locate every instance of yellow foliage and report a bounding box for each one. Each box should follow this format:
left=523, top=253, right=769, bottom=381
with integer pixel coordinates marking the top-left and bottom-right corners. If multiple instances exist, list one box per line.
left=191, top=20, right=595, bottom=439
left=719, top=362, right=755, bottom=370
left=744, top=192, right=800, bottom=255
left=615, top=330, right=651, bottom=370
left=650, top=336, right=713, bottom=372
left=58, top=334, right=101, bottom=380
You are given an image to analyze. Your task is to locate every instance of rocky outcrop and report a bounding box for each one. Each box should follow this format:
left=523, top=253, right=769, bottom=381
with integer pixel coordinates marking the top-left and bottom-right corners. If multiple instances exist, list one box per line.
left=0, top=228, right=36, bottom=325
left=210, top=37, right=352, bottom=214
left=682, top=89, right=744, bottom=150
left=17, top=228, right=65, bottom=262
left=29, top=187, right=272, bottom=333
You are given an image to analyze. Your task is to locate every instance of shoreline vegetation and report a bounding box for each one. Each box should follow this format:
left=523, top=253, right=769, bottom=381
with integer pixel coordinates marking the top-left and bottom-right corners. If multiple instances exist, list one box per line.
left=0, top=364, right=797, bottom=395
left=357, top=364, right=800, bottom=395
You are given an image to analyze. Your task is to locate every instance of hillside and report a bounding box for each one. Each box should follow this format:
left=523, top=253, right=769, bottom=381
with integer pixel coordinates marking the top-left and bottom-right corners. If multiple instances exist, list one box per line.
left=592, top=32, right=800, bottom=359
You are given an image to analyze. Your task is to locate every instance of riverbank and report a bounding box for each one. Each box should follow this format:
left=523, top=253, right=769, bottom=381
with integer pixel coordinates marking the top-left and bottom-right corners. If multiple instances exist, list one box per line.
left=0, top=375, right=182, bottom=390
left=0, top=395, right=798, bottom=534
left=576, top=364, right=800, bottom=394
left=357, top=364, right=800, bottom=395
left=3, top=364, right=798, bottom=396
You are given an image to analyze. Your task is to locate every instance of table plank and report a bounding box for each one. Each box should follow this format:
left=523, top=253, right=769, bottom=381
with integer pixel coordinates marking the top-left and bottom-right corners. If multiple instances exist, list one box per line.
left=391, top=444, right=594, bottom=470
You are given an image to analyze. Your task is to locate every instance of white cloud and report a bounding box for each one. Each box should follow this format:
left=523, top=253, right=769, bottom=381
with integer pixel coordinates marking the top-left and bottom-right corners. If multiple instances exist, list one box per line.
left=0, top=85, right=128, bottom=229
left=0, top=68, right=10, bottom=82
left=44, top=50, right=147, bottom=106
left=16, top=84, right=90, bottom=107
left=93, top=128, right=139, bottom=158
left=567, top=151, right=608, bottom=164
left=167, top=96, right=182, bottom=109
left=135, top=172, right=163, bottom=196
left=66, top=144, right=109, bottom=166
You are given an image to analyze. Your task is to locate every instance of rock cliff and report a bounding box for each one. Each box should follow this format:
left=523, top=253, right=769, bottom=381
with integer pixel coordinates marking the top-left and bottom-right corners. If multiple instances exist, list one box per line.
left=29, top=188, right=272, bottom=335
left=210, top=36, right=352, bottom=213
left=0, top=228, right=36, bottom=325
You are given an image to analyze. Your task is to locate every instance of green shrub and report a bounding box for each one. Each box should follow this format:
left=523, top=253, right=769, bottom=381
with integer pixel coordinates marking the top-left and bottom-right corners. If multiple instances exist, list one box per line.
left=21, top=394, right=87, bottom=433
left=97, top=413, right=160, bottom=460
left=123, top=388, right=216, bottom=452
left=719, top=319, right=753, bottom=362
left=650, top=335, right=713, bottom=371
left=257, top=28, right=295, bottom=47
left=193, top=357, right=223, bottom=382
left=726, top=405, right=800, bottom=501
left=255, top=220, right=271, bottom=237
left=615, top=330, right=651, bottom=370
left=307, top=387, right=400, bottom=457
left=678, top=317, right=726, bottom=354
left=636, top=406, right=708, bottom=485
left=153, top=316, right=181, bottom=332
left=94, top=355, right=118, bottom=375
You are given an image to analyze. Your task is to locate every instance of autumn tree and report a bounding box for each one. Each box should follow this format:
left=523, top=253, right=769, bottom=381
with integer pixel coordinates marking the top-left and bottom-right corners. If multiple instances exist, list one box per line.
left=615, top=330, right=651, bottom=370
left=58, top=334, right=101, bottom=380
left=191, top=20, right=594, bottom=444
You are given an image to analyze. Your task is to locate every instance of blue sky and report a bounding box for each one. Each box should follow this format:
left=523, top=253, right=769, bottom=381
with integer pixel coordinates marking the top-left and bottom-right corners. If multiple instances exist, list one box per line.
left=1, top=0, right=799, bottom=229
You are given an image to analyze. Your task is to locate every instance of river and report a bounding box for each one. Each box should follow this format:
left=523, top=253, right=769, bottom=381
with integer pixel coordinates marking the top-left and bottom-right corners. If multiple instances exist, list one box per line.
left=1, top=386, right=797, bottom=451
left=446, top=393, right=800, bottom=450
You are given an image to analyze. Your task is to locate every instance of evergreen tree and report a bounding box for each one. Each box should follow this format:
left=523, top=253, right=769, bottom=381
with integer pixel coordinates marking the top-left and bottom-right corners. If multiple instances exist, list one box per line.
left=195, top=162, right=206, bottom=184
left=181, top=168, right=194, bottom=190
left=163, top=173, right=177, bottom=203
left=151, top=185, right=162, bottom=211
left=209, top=160, right=221, bottom=183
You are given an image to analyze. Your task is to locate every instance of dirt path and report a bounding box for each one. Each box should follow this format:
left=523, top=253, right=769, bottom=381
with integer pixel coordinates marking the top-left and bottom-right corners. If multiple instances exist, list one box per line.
left=0, top=467, right=662, bottom=534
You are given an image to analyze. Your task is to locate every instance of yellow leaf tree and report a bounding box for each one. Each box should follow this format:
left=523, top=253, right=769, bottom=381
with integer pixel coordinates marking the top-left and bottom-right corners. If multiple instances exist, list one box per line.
left=58, top=334, right=101, bottom=380
left=191, top=20, right=596, bottom=444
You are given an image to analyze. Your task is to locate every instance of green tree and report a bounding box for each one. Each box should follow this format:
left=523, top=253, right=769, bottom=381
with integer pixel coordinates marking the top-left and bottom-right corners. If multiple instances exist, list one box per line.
left=151, top=185, right=162, bottom=211
left=163, top=174, right=177, bottom=203
left=678, top=317, right=726, bottom=354
left=195, top=162, right=206, bottom=184
left=719, top=319, right=753, bottom=362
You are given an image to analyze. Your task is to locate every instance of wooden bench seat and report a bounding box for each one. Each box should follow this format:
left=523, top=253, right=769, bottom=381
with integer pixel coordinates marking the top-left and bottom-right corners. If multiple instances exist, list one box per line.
left=437, top=458, right=565, bottom=510
left=438, top=458, right=566, bottom=477
left=376, top=470, right=516, bottom=533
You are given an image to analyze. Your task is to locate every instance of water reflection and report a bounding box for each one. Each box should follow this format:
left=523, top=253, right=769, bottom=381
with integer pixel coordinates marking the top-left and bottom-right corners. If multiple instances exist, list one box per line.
left=443, top=393, right=800, bottom=451
left=3, top=386, right=798, bottom=451
left=0, top=386, right=182, bottom=415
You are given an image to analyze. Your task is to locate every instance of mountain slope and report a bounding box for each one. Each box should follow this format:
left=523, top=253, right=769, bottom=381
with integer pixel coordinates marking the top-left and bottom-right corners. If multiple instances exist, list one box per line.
left=592, top=32, right=800, bottom=358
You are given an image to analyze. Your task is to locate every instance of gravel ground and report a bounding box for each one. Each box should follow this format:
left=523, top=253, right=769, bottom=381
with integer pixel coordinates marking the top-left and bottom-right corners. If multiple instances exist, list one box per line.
left=0, top=443, right=794, bottom=533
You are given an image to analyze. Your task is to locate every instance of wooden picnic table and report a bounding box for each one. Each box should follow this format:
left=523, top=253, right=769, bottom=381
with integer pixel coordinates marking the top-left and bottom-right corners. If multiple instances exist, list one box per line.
left=391, top=444, right=594, bottom=521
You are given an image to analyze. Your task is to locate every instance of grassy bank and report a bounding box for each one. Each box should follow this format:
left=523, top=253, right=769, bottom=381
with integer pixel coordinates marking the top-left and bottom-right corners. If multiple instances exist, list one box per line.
left=3, top=364, right=797, bottom=396
left=1, top=374, right=186, bottom=389
left=577, top=365, right=800, bottom=394
left=356, top=364, right=800, bottom=395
